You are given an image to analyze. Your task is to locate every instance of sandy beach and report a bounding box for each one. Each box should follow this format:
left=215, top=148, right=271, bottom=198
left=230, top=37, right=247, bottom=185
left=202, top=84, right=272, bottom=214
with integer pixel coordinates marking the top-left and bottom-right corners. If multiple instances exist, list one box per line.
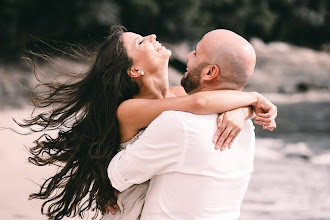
left=1, top=107, right=329, bottom=220
left=0, top=109, right=98, bottom=220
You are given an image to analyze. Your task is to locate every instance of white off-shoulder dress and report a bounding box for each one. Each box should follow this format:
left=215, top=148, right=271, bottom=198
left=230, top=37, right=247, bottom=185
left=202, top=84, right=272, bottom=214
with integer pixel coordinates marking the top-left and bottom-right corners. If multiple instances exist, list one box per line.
left=102, top=130, right=148, bottom=220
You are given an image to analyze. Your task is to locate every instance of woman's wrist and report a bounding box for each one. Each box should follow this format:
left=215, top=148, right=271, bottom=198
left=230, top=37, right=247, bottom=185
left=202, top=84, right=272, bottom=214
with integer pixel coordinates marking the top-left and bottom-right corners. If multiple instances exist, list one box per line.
left=240, top=107, right=246, bottom=118
left=249, top=92, right=260, bottom=106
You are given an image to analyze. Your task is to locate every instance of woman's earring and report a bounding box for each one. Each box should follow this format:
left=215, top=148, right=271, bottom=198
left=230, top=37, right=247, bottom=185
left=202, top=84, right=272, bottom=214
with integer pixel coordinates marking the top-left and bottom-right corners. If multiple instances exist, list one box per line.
left=140, top=70, right=144, bottom=76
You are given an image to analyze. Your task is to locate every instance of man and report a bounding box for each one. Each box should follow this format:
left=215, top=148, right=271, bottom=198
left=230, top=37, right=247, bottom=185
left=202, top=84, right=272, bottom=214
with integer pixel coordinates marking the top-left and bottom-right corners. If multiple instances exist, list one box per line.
left=108, top=29, right=276, bottom=219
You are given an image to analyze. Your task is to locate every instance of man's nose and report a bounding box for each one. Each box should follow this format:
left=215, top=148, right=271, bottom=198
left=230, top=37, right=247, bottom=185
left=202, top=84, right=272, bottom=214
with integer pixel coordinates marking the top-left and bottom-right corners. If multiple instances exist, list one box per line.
left=187, top=51, right=193, bottom=60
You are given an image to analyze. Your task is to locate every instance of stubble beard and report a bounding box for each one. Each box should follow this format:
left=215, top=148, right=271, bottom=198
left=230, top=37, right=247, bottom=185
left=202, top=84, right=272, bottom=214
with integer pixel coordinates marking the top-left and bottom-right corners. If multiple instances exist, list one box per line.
left=181, top=63, right=206, bottom=94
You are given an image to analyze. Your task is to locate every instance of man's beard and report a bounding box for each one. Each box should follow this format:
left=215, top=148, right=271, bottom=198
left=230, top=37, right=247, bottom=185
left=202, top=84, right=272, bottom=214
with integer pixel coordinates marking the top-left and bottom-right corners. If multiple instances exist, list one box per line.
left=181, top=63, right=206, bottom=94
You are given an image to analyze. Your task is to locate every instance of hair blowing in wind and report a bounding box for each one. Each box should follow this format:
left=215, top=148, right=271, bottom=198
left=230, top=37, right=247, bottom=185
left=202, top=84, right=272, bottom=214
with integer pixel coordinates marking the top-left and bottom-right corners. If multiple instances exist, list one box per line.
left=16, top=26, right=139, bottom=219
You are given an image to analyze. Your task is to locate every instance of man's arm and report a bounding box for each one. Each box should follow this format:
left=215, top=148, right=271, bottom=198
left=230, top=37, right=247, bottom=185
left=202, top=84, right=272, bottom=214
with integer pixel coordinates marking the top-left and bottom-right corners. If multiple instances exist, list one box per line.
left=108, top=111, right=185, bottom=192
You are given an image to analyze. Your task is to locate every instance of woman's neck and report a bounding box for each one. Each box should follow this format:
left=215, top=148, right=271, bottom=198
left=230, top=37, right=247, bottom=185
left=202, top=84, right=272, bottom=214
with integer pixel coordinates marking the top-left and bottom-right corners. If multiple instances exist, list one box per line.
left=134, top=65, right=170, bottom=100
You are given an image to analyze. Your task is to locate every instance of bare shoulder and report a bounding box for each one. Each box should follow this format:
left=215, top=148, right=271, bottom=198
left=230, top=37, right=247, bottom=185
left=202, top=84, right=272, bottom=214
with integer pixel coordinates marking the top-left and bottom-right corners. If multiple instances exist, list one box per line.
left=117, top=99, right=139, bottom=120
left=117, top=99, right=132, bottom=113
left=169, top=86, right=187, bottom=97
left=116, top=98, right=154, bottom=124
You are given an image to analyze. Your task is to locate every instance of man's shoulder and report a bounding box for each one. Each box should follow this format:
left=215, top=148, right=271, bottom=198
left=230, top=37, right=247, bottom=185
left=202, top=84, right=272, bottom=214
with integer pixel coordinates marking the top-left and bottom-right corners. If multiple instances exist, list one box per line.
left=140, top=111, right=186, bottom=146
left=150, top=111, right=217, bottom=132
left=157, top=110, right=189, bottom=121
left=159, top=110, right=217, bottom=120
left=152, top=110, right=186, bottom=126
left=144, top=111, right=186, bottom=134
left=146, top=111, right=211, bottom=133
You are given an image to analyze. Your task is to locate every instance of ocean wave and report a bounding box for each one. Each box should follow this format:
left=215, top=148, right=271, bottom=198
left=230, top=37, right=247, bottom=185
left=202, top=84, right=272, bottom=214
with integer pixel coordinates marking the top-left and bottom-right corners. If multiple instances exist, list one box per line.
left=256, top=138, right=330, bottom=166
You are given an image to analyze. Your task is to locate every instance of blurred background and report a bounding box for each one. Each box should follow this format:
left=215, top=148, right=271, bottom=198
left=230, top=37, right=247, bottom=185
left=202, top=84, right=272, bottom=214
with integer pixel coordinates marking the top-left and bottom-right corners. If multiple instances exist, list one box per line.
left=0, top=0, right=329, bottom=219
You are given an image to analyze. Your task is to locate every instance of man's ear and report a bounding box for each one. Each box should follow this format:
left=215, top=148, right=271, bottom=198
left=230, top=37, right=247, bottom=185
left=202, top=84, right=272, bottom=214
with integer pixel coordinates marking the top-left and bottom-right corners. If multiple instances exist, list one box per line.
left=127, top=68, right=141, bottom=78
left=202, top=65, right=219, bottom=81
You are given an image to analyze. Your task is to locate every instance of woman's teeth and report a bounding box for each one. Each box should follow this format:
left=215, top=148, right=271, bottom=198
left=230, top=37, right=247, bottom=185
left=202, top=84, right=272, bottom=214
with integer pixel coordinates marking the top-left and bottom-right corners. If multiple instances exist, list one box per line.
left=156, top=45, right=162, bottom=52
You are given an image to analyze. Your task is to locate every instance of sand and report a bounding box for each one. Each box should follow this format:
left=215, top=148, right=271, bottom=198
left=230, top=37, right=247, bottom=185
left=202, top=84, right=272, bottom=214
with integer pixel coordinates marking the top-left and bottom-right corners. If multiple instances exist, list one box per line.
left=1, top=108, right=329, bottom=220
left=0, top=109, right=93, bottom=220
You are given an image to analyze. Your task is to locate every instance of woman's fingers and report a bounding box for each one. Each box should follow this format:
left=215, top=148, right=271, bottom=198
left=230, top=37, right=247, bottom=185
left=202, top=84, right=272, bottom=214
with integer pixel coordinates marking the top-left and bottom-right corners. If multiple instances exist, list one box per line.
left=217, top=113, right=224, bottom=128
left=105, top=203, right=121, bottom=215
left=106, top=206, right=117, bottom=215
left=214, top=114, right=243, bottom=150
left=228, top=130, right=240, bottom=149
left=216, top=126, right=237, bottom=150
left=257, top=112, right=277, bottom=121
left=265, top=120, right=277, bottom=130
left=254, top=116, right=272, bottom=123
left=213, top=109, right=245, bottom=150
left=215, top=125, right=230, bottom=150
left=222, top=129, right=239, bottom=150
left=213, top=114, right=226, bottom=143
left=257, top=112, right=272, bottom=118
left=260, top=121, right=277, bottom=131
left=255, top=117, right=277, bottom=131
left=113, top=204, right=121, bottom=211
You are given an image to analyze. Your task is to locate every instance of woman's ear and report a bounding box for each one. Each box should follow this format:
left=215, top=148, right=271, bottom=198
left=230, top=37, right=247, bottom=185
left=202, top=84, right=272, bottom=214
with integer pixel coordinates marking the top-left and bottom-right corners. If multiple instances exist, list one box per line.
left=202, top=65, right=219, bottom=81
left=127, top=68, right=141, bottom=78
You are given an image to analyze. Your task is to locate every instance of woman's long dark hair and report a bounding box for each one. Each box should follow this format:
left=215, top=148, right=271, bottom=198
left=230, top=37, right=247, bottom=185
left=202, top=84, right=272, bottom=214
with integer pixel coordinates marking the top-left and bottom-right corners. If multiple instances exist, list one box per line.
left=17, top=25, right=139, bottom=219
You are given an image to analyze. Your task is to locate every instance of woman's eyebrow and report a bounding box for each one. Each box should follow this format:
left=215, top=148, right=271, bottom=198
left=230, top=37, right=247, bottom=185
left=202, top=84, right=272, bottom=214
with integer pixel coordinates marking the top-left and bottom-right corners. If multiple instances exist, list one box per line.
left=135, top=36, right=143, bottom=47
left=135, top=37, right=140, bottom=47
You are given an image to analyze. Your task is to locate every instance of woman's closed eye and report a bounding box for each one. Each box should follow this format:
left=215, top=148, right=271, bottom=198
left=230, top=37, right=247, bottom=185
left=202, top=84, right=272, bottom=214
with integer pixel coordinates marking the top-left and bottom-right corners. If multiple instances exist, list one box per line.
left=138, top=40, right=144, bottom=45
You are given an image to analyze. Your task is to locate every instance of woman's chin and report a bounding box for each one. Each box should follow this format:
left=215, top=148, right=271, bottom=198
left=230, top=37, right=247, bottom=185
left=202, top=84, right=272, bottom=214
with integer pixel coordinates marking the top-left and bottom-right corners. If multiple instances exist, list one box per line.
left=158, top=46, right=172, bottom=57
left=165, top=49, right=172, bottom=57
left=161, top=50, right=172, bottom=61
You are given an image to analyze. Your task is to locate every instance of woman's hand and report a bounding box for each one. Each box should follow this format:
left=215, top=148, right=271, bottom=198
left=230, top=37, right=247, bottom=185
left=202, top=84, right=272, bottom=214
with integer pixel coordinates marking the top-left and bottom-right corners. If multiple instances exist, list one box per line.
left=254, top=116, right=277, bottom=131
left=106, top=203, right=121, bottom=215
left=252, top=93, right=278, bottom=131
left=105, top=184, right=121, bottom=215
left=213, top=108, right=246, bottom=151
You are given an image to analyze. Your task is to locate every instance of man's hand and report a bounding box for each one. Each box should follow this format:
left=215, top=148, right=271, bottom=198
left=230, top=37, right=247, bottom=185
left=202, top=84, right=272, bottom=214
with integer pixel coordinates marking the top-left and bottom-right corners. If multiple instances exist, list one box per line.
left=213, top=108, right=245, bottom=151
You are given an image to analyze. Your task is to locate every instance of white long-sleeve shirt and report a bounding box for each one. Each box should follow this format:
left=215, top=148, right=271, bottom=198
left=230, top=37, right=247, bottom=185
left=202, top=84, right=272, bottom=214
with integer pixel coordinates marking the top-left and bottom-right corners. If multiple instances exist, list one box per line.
left=108, top=110, right=255, bottom=220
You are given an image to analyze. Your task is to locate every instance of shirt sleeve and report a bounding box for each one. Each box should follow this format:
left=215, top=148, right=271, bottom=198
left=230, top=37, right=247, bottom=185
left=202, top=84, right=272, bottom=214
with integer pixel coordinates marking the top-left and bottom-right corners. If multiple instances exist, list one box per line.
left=108, top=111, right=185, bottom=192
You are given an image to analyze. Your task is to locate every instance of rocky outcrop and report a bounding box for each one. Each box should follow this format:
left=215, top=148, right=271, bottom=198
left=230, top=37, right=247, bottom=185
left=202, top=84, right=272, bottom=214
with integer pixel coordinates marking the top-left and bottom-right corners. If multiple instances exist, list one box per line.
left=166, top=39, right=330, bottom=93
left=1, top=39, right=329, bottom=109
left=248, top=38, right=330, bottom=93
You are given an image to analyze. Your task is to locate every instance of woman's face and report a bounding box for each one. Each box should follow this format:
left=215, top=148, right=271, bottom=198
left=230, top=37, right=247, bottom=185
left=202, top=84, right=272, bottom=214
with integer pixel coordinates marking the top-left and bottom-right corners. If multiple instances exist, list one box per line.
left=121, top=32, right=171, bottom=73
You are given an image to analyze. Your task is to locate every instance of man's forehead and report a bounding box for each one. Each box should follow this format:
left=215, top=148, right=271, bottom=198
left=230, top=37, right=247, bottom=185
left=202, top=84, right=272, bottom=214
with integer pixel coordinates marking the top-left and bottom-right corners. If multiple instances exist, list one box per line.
left=196, top=38, right=208, bottom=53
left=195, top=42, right=199, bottom=51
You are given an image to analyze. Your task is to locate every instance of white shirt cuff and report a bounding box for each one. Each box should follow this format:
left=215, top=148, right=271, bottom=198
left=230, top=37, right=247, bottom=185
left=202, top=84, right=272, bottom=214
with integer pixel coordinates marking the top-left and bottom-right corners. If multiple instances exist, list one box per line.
left=108, top=152, right=133, bottom=192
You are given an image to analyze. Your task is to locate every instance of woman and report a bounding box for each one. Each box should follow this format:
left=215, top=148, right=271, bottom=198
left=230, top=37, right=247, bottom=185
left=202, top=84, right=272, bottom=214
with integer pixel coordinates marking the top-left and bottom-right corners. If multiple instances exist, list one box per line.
left=19, top=25, right=276, bottom=220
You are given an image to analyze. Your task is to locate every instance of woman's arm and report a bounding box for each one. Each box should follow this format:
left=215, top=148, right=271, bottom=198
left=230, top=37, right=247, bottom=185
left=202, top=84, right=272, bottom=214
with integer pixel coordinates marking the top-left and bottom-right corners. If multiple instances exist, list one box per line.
left=213, top=104, right=278, bottom=151
left=169, top=86, right=187, bottom=97
left=117, top=90, right=272, bottom=138
left=170, top=87, right=255, bottom=120
left=213, top=107, right=253, bottom=150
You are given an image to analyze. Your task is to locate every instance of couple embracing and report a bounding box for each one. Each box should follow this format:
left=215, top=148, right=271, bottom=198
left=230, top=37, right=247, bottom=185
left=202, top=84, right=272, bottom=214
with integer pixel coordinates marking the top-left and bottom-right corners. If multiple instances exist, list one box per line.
left=21, top=25, right=277, bottom=220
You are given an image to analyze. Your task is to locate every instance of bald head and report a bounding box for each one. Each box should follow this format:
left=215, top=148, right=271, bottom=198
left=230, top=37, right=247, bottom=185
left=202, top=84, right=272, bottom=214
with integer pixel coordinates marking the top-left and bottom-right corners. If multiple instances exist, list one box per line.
left=200, top=29, right=256, bottom=90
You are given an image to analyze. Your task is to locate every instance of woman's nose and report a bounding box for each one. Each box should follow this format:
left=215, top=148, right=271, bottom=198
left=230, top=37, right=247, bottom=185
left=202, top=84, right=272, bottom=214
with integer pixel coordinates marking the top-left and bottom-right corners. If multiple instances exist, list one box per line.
left=148, top=34, right=156, bottom=42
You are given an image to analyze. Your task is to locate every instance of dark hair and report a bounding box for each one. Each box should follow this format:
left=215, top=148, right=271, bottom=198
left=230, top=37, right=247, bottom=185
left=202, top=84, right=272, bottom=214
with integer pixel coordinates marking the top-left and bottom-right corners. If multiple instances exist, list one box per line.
left=17, top=25, right=139, bottom=219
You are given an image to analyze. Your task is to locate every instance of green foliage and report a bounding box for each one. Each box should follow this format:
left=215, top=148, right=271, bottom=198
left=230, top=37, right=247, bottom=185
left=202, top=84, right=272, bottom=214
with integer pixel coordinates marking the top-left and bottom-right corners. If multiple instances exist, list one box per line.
left=1, top=0, right=329, bottom=59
